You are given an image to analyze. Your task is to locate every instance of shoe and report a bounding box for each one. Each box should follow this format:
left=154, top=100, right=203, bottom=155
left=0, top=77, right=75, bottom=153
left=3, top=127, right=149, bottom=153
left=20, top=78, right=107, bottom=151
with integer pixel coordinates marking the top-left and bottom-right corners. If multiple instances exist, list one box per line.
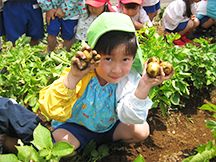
left=181, top=31, right=191, bottom=43
left=173, top=38, right=185, bottom=46
left=181, top=35, right=191, bottom=43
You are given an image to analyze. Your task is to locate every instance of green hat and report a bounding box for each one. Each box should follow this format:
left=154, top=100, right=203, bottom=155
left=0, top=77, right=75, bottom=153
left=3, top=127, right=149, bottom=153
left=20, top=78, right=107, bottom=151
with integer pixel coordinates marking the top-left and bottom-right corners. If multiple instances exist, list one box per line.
left=87, top=12, right=144, bottom=74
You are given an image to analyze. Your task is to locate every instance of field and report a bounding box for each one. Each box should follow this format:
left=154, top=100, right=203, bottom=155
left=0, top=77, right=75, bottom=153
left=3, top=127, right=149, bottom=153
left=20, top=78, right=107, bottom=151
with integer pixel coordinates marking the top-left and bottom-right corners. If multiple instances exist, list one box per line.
left=1, top=15, right=216, bottom=162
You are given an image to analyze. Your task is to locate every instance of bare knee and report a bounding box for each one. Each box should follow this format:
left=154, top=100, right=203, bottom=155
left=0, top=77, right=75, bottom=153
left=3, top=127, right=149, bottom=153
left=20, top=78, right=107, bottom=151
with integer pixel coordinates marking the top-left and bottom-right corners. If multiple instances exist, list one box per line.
left=133, top=122, right=150, bottom=142
left=52, top=128, right=81, bottom=150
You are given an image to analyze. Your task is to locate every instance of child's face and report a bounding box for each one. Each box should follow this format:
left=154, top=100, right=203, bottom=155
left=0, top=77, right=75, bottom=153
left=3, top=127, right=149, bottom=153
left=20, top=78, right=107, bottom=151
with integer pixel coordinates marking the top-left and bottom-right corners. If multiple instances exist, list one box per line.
left=95, top=44, right=134, bottom=86
left=88, top=5, right=105, bottom=16
left=122, top=5, right=140, bottom=18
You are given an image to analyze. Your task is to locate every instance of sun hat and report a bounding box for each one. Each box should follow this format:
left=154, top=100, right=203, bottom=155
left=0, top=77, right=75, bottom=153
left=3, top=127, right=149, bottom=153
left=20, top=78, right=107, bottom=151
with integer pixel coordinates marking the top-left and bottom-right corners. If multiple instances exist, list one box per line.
left=121, top=0, right=142, bottom=5
left=85, top=0, right=110, bottom=8
left=87, top=12, right=144, bottom=73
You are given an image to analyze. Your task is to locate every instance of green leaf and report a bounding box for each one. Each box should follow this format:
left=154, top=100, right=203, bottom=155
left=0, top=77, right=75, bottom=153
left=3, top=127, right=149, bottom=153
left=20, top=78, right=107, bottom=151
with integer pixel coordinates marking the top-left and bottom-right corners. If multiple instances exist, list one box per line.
left=170, top=93, right=180, bottom=105
left=31, top=123, right=53, bottom=150
left=16, top=145, right=39, bottom=162
left=39, top=148, right=50, bottom=157
left=52, top=141, right=74, bottom=157
left=98, top=144, right=110, bottom=157
left=133, top=154, right=145, bottom=162
left=0, top=154, right=21, bottom=162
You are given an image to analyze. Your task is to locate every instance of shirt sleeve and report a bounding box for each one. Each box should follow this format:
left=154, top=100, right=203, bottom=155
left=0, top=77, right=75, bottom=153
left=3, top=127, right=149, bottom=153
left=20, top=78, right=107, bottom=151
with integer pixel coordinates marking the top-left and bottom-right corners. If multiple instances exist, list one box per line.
left=39, top=68, right=95, bottom=122
left=116, top=71, right=153, bottom=124
left=60, top=0, right=86, bottom=16
left=37, top=0, right=53, bottom=12
left=138, top=8, right=153, bottom=27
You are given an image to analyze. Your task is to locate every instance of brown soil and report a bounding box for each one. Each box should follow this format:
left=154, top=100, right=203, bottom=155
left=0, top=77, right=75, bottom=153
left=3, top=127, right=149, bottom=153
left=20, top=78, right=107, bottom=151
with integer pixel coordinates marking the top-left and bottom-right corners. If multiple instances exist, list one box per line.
left=36, top=21, right=216, bottom=162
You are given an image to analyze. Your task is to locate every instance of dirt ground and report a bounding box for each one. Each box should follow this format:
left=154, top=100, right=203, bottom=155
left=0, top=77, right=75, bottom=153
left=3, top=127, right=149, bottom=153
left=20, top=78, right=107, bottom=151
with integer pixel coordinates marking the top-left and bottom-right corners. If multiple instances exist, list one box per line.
left=36, top=21, right=216, bottom=162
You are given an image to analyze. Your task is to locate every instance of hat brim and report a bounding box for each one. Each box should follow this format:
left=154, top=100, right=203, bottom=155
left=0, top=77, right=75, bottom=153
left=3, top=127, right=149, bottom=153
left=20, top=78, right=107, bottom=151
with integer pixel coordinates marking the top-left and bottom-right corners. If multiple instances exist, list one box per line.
left=85, top=0, right=106, bottom=7
left=121, top=0, right=142, bottom=5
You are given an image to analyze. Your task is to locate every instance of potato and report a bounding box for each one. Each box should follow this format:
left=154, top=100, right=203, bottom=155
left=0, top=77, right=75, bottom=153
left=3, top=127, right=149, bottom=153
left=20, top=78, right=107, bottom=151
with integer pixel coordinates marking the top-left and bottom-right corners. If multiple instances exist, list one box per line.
left=78, top=49, right=101, bottom=70
left=93, top=54, right=101, bottom=61
left=148, top=56, right=160, bottom=64
left=160, top=61, right=173, bottom=76
left=83, top=50, right=93, bottom=62
left=147, top=62, right=160, bottom=78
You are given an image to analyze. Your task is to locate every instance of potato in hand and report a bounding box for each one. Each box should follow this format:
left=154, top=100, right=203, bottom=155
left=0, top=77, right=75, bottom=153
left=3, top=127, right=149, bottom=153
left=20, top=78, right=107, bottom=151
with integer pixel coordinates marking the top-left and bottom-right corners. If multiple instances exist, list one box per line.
left=78, top=49, right=101, bottom=70
left=147, top=56, right=173, bottom=78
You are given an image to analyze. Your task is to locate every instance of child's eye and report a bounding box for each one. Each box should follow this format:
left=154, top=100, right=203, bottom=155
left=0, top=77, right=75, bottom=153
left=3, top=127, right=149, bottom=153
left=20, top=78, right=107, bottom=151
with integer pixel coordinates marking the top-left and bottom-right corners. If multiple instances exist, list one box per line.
left=123, top=58, right=129, bottom=61
left=105, top=58, right=112, bottom=61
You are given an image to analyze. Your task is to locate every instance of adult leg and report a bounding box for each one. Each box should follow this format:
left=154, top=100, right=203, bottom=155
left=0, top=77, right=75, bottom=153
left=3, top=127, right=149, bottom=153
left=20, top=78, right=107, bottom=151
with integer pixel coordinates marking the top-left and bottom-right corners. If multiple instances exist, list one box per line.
left=113, top=121, right=150, bottom=143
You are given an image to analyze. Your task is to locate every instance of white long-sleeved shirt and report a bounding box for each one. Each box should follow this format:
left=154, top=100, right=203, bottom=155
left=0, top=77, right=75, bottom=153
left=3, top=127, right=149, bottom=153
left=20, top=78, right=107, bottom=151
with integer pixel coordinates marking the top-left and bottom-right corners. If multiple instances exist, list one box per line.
left=162, top=0, right=199, bottom=31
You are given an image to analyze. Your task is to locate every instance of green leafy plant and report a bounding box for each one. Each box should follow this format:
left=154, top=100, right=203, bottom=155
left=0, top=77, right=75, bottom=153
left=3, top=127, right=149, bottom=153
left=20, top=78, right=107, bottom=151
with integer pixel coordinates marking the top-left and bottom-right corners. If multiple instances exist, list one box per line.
left=137, top=26, right=216, bottom=115
left=182, top=102, right=216, bottom=162
left=0, top=123, right=74, bottom=162
left=72, top=140, right=110, bottom=162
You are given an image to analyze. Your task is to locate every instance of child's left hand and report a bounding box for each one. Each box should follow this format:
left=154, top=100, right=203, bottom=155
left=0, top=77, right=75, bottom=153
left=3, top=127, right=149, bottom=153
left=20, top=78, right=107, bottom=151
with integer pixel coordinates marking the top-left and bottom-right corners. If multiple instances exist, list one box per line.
left=55, top=7, right=65, bottom=18
left=135, top=59, right=174, bottom=99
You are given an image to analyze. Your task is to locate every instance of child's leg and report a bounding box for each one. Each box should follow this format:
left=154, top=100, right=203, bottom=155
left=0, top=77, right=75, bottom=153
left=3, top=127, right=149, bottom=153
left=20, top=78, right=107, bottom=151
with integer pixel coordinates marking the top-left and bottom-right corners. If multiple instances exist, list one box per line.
left=47, top=34, right=57, bottom=51
left=201, top=17, right=216, bottom=29
left=61, top=19, right=78, bottom=52
left=3, top=136, right=18, bottom=154
left=179, top=18, right=200, bottom=35
left=30, top=39, right=40, bottom=46
left=52, top=128, right=81, bottom=151
left=63, top=39, right=73, bottom=52
left=113, top=121, right=150, bottom=143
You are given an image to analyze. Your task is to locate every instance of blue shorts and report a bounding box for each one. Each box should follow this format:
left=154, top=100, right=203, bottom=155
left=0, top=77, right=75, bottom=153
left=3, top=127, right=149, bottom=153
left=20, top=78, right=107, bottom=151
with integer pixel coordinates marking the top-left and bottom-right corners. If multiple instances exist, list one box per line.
left=143, top=1, right=160, bottom=13
left=0, top=12, right=5, bottom=36
left=199, top=16, right=210, bottom=25
left=166, top=21, right=188, bottom=33
left=52, top=120, right=121, bottom=151
left=47, top=17, right=78, bottom=40
left=3, top=1, right=44, bottom=42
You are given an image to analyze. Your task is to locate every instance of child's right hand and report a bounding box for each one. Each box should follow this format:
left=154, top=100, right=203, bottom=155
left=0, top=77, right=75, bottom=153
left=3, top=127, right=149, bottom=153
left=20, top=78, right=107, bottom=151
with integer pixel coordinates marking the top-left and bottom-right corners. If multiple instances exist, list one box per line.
left=46, top=8, right=57, bottom=25
left=63, top=46, right=100, bottom=89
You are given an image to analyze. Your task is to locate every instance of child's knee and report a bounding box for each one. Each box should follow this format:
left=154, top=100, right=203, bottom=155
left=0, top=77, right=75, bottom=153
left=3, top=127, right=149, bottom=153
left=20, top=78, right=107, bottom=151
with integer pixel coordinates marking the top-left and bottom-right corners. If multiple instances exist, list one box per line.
left=133, top=122, right=150, bottom=142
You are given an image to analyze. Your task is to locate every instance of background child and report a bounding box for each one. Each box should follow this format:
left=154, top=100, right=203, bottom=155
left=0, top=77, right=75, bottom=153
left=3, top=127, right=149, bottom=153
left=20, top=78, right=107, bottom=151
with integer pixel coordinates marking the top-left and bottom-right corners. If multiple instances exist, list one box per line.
left=162, top=0, right=201, bottom=46
left=3, top=0, right=44, bottom=47
left=0, top=97, right=45, bottom=154
left=39, top=12, right=174, bottom=153
left=74, top=0, right=115, bottom=43
left=194, top=0, right=216, bottom=38
left=142, top=0, right=161, bottom=21
left=38, top=0, right=86, bottom=52
left=117, top=0, right=152, bottom=30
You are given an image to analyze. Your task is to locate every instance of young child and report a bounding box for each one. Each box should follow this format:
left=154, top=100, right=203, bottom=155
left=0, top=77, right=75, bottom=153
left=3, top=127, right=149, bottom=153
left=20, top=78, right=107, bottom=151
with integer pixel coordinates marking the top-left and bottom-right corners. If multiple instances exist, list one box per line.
left=37, top=0, right=86, bottom=52
left=116, top=0, right=153, bottom=30
left=39, top=12, right=174, bottom=153
left=74, top=0, right=115, bottom=43
left=142, top=0, right=161, bottom=21
left=195, top=0, right=216, bottom=38
left=0, top=97, right=45, bottom=154
left=3, top=0, right=44, bottom=47
left=162, top=0, right=201, bottom=46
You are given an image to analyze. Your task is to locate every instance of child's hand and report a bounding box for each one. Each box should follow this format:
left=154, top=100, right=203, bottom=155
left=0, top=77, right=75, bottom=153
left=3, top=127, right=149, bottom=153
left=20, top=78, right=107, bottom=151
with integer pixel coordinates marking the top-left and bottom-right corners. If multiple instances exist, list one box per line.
left=63, top=46, right=100, bottom=89
left=55, top=7, right=65, bottom=18
left=135, top=59, right=174, bottom=99
left=190, top=14, right=196, bottom=21
left=46, top=8, right=57, bottom=25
